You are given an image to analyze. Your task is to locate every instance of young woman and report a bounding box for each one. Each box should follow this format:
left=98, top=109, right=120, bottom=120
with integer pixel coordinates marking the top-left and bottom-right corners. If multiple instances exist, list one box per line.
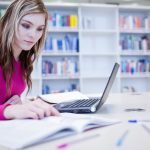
left=0, top=0, right=60, bottom=120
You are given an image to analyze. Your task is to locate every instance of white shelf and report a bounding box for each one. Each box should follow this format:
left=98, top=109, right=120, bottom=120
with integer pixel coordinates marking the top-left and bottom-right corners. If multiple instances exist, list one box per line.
left=121, top=72, right=150, bottom=78
left=80, top=3, right=117, bottom=9
left=81, top=29, right=117, bottom=34
left=42, top=74, right=80, bottom=80
left=81, top=53, right=119, bottom=56
left=48, top=27, right=79, bottom=33
left=119, top=5, right=150, bottom=10
left=44, top=2, right=78, bottom=8
left=42, top=52, right=79, bottom=56
left=0, top=2, right=10, bottom=6
left=31, top=77, right=42, bottom=80
left=120, top=29, right=150, bottom=34
left=120, top=50, right=150, bottom=56
left=81, top=75, right=120, bottom=79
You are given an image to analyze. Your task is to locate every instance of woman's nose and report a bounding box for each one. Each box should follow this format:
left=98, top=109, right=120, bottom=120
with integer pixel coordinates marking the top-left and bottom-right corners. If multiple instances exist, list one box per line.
left=28, top=29, right=37, bottom=38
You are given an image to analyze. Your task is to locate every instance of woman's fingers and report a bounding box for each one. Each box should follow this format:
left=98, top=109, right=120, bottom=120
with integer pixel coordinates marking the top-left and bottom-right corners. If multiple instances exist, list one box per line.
left=24, top=110, right=39, bottom=120
left=50, top=105, right=60, bottom=116
left=28, top=105, right=44, bottom=119
left=4, top=99, right=60, bottom=120
left=32, top=99, right=60, bottom=117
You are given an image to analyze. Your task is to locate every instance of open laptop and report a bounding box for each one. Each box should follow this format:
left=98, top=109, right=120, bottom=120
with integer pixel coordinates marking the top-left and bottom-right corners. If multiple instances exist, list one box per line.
left=54, top=63, right=119, bottom=113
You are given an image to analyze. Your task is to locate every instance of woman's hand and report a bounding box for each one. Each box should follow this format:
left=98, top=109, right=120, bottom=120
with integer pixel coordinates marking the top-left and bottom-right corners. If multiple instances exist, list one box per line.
left=4, top=99, right=60, bottom=120
left=4, top=95, right=22, bottom=105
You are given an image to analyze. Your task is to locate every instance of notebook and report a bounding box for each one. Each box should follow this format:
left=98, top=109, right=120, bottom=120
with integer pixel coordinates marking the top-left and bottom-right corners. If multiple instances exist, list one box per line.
left=0, top=113, right=119, bottom=149
left=54, top=63, right=119, bottom=113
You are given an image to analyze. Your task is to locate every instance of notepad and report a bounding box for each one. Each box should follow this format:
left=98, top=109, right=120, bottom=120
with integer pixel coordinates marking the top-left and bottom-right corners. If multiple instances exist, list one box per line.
left=0, top=113, right=120, bottom=149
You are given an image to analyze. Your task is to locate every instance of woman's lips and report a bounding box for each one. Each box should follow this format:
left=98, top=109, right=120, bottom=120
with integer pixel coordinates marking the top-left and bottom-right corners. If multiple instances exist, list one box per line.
left=24, top=40, right=34, bottom=44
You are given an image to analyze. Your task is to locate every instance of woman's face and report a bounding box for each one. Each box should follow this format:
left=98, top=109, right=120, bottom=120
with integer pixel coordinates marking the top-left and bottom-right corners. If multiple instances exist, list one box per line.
left=13, top=13, right=46, bottom=52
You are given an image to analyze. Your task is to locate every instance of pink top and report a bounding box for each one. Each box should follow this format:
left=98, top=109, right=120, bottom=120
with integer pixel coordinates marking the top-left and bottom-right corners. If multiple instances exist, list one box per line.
left=0, top=60, right=26, bottom=120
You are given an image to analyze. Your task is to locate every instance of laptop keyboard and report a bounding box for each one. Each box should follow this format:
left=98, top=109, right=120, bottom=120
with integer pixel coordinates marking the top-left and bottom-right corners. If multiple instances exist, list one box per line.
left=61, top=98, right=100, bottom=108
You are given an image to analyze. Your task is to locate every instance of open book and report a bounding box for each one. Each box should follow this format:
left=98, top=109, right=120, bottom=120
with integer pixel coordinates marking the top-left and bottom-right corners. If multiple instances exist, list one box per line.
left=38, top=91, right=89, bottom=104
left=0, top=113, right=119, bottom=149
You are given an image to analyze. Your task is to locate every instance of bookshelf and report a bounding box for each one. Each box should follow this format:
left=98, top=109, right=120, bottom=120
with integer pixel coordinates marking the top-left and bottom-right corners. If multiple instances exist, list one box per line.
left=79, top=4, right=120, bottom=94
left=1, top=2, right=150, bottom=96
left=119, top=5, right=150, bottom=92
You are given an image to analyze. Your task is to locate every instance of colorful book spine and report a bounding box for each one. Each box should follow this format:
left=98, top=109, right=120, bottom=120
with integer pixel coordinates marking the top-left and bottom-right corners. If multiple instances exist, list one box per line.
left=120, top=35, right=150, bottom=51
left=42, top=58, right=79, bottom=76
left=69, top=15, right=78, bottom=28
left=48, top=13, right=78, bottom=28
left=121, top=59, right=150, bottom=74
left=43, top=34, right=79, bottom=52
left=42, top=83, right=78, bottom=94
left=119, top=15, right=150, bottom=30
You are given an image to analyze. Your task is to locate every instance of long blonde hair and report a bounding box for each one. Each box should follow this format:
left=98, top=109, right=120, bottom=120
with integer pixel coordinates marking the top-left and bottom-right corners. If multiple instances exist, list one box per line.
left=0, top=0, right=48, bottom=94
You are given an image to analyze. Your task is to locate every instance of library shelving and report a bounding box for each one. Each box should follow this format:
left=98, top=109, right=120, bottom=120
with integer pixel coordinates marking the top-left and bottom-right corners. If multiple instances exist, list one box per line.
left=79, top=4, right=120, bottom=94
left=1, top=2, right=150, bottom=96
left=119, top=5, right=150, bottom=92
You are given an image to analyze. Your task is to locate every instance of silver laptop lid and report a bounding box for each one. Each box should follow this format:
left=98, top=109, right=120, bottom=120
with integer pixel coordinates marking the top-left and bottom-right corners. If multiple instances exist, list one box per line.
left=96, top=63, right=119, bottom=111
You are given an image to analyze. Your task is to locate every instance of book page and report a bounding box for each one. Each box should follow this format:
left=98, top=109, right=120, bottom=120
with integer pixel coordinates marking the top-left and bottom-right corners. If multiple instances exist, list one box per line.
left=0, top=117, right=75, bottom=149
left=61, top=113, right=120, bottom=133
left=38, top=91, right=89, bottom=104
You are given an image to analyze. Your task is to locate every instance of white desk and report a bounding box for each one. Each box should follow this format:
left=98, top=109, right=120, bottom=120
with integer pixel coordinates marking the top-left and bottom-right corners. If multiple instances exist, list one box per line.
left=1, top=92, right=150, bottom=150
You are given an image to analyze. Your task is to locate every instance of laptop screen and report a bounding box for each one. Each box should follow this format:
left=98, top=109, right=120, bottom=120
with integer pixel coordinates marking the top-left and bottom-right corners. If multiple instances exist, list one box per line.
left=96, top=63, right=119, bottom=110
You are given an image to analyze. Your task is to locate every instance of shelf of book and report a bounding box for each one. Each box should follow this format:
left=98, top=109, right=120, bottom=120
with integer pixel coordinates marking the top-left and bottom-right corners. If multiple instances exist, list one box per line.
left=119, top=5, right=150, bottom=92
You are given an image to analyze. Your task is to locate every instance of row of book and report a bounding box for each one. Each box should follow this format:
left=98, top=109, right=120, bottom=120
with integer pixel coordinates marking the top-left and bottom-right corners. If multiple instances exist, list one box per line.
left=120, top=35, right=150, bottom=50
left=121, top=59, right=150, bottom=73
left=42, top=58, right=79, bottom=76
left=44, top=34, right=79, bottom=52
left=42, top=83, right=78, bottom=94
left=119, top=15, right=150, bottom=30
left=48, top=13, right=78, bottom=28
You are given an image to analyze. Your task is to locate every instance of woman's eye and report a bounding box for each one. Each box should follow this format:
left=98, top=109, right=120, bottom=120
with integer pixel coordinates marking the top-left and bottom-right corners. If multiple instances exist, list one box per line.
left=37, top=28, right=44, bottom=32
left=21, top=23, right=30, bottom=29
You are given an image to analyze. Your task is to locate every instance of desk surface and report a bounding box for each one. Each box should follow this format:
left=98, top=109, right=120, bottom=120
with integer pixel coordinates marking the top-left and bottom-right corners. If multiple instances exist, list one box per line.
left=1, top=92, right=150, bottom=150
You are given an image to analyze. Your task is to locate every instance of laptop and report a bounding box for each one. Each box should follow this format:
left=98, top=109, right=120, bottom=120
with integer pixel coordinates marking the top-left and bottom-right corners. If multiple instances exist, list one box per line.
left=54, top=63, right=119, bottom=113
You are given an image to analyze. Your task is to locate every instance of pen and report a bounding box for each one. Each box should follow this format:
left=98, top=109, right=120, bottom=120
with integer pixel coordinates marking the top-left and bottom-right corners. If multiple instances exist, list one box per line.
left=125, top=108, right=145, bottom=112
left=116, top=130, right=129, bottom=147
left=128, top=119, right=150, bottom=123
left=141, top=124, right=150, bottom=135
left=57, top=134, right=100, bottom=150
